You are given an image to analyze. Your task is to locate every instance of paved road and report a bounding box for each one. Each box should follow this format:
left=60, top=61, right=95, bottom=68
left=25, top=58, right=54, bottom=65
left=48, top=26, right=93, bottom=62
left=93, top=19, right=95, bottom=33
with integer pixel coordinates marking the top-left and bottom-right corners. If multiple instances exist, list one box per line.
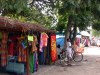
left=1, top=46, right=100, bottom=75
left=33, top=46, right=100, bottom=75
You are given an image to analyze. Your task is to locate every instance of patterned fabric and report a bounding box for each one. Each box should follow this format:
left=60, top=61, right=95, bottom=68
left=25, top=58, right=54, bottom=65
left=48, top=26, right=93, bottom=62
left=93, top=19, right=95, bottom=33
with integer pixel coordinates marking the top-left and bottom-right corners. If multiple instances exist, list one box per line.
left=18, top=38, right=27, bottom=62
left=32, top=35, right=38, bottom=52
left=1, top=32, right=8, bottom=67
left=34, top=52, right=38, bottom=72
left=1, top=52, right=7, bottom=67
left=39, top=33, right=48, bottom=52
left=18, top=45, right=27, bottom=62
left=50, top=34, right=57, bottom=62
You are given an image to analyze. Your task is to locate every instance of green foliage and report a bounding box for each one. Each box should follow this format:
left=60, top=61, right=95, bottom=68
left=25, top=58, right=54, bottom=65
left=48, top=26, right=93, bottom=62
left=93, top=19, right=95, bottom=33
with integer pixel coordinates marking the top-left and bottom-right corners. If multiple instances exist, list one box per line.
left=56, top=12, right=69, bottom=32
left=0, top=0, right=29, bottom=16
left=0, top=0, right=56, bottom=29
left=91, top=0, right=100, bottom=19
left=92, top=29, right=100, bottom=37
left=0, top=0, right=99, bottom=31
left=56, top=0, right=100, bottom=31
left=93, top=22, right=100, bottom=31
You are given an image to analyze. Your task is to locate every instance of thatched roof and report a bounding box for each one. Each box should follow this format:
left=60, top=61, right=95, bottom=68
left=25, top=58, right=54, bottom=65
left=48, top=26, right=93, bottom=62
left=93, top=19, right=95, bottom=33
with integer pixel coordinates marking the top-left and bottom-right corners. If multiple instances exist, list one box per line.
left=0, top=16, right=55, bottom=33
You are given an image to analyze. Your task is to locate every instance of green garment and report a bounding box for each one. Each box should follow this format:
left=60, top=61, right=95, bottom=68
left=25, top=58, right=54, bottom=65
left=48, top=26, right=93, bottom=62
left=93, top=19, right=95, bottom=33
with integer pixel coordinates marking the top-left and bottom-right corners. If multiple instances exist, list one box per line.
left=29, top=53, right=34, bottom=73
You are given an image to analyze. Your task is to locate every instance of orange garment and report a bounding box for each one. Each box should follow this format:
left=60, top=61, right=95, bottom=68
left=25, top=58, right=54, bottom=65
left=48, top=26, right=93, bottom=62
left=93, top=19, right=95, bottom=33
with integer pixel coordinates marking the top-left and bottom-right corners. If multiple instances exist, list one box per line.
left=1, top=52, right=7, bottom=67
left=18, top=44, right=27, bottom=62
left=32, top=35, right=38, bottom=52
left=73, top=41, right=84, bottom=53
left=18, top=44, right=22, bottom=62
left=18, top=38, right=27, bottom=62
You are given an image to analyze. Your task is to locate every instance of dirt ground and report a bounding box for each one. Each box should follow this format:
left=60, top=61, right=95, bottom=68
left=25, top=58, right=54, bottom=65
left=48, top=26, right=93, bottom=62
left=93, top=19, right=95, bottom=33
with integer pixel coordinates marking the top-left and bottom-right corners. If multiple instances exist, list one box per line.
left=1, top=46, right=100, bottom=75
left=33, top=46, right=100, bottom=75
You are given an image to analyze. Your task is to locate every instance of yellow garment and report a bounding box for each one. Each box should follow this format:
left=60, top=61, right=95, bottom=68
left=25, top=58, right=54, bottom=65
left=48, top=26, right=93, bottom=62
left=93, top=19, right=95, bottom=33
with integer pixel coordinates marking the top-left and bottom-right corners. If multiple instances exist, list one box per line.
left=28, top=35, right=33, bottom=41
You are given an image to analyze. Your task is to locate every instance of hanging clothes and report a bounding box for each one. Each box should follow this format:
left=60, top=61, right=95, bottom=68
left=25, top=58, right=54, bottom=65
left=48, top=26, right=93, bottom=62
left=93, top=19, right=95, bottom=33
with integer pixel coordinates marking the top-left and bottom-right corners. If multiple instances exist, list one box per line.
left=28, top=35, right=38, bottom=72
left=43, top=47, right=47, bottom=64
left=18, top=37, right=27, bottom=62
left=46, top=35, right=51, bottom=65
left=18, top=46, right=27, bottom=62
left=33, top=52, right=38, bottom=72
left=29, top=52, right=38, bottom=73
left=21, top=49, right=27, bottom=62
left=32, top=35, right=38, bottom=52
left=1, top=32, right=8, bottom=67
left=8, top=35, right=20, bottom=56
left=42, top=33, right=48, bottom=47
left=29, top=44, right=38, bottom=72
left=1, top=53, right=7, bottom=67
left=39, top=33, right=48, bottom=52
left=29, top=53, right=34, bottom=73
left=50, top=34, right=57, bottom=62
left=18, top=41, right=22, bottom=62
left=28, top=35, right=33, bottom=42
left=8, top=42, right=14, bottom=56
left=38, top=51, right=45, bottom=65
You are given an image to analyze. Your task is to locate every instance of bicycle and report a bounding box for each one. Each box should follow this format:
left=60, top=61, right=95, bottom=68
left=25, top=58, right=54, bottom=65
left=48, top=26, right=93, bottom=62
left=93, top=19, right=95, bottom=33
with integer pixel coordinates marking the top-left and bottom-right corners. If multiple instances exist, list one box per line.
left=59, top=48, right=83, bottom=64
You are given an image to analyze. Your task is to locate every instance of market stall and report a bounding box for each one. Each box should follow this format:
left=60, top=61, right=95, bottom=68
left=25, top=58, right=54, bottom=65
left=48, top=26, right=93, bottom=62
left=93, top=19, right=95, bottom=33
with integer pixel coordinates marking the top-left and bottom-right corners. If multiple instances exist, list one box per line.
left=0, top=16, right=57, bottom=75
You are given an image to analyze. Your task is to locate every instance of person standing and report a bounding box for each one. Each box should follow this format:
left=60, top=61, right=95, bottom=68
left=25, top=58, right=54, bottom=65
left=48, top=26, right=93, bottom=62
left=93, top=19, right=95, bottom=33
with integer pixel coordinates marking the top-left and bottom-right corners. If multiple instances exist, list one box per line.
left=66, top=38, right=72, bottom=66
left=57, top=44, right=61, bottom=59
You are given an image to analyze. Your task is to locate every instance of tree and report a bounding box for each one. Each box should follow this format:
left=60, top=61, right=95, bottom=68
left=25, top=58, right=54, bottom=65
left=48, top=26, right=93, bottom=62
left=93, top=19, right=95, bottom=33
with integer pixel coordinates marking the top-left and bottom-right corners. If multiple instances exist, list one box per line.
left=0, top=0, right=30, bottom=16
left=57, top=0, right=91, bottom=49
left=56, top=0, right=100, bottom=49
left=0, top=0, right=57, bottom=29
left=92, top=30, right=100, bottom=37
left=0, top=0, right=99, bottom=42
left=91, top=0, right=100, bottom=31
left=28, top=0, right=57, bottom=28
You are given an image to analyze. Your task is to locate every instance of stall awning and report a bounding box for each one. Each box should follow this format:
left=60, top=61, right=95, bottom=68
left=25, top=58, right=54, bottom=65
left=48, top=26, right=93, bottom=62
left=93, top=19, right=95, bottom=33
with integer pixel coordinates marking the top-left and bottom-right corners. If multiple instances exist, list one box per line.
left=0, top=16, right=55, bottom=33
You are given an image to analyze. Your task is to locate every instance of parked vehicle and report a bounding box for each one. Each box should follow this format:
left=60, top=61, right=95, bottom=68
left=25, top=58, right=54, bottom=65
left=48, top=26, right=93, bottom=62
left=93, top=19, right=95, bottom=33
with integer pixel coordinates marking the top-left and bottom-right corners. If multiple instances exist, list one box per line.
left=59, top=48, right=83, bottom=65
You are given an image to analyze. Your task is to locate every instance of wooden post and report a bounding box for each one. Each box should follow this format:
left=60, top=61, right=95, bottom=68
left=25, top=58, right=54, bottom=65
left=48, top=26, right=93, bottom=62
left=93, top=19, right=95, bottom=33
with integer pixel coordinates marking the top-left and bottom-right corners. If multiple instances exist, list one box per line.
left=26, top=48, right=30, bottom=75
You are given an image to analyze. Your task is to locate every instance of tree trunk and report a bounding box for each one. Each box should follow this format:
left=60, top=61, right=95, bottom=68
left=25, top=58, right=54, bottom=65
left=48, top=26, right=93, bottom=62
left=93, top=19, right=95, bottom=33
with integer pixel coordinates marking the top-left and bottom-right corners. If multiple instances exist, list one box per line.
left=71, top=23, right=77, bottom=45
left=64, top=15, right=73, bottom=49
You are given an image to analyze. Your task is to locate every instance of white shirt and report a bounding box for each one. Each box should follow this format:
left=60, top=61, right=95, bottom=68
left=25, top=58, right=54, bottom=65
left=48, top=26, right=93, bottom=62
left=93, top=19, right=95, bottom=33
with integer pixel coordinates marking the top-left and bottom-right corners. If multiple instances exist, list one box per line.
left=66, top=41, right=72, bottom=58
left=67, top=42, right=71, bottom=48
left=66, top=41, right=71, bottom=50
